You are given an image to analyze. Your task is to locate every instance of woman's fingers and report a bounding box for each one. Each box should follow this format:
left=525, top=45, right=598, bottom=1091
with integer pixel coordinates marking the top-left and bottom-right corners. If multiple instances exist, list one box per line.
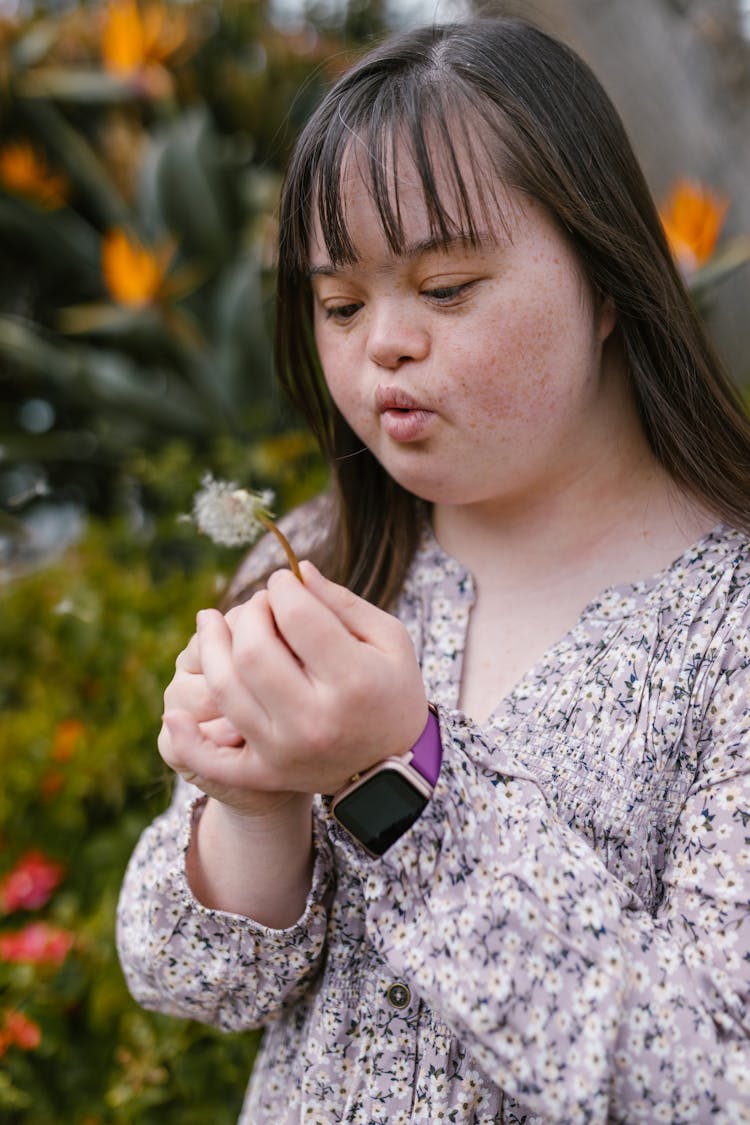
left=196, top=599, right=306, bottom=739
left=265, top=564, right=419, bottom=710
left=158, top=708, right=207, bottom=783
left=159, top=708, right=274, bottom=792
left=261, top=565, right=427, bottom=763
left=213, top=591, right=310, bottom=708
left=175, top=633, right=201, bottom=674
left=199, top=716, right=244, bottom=746
left=264, top=566, right=380, bottom=677
left=194, top=608, right=259, bottom=720
left=297, top=562, right=404, bottom=649
left=163, top=668, right=221, bottom=723
left=168, top=633, right=221, bottom=723
left=160, top=709, right=302, bottom=814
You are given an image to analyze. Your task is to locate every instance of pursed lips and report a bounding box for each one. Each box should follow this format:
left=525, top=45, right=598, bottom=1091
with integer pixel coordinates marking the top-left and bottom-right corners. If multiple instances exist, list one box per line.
left=374, top=384, right=436, bottom=443
left=375, top=385, right=431, bottom=413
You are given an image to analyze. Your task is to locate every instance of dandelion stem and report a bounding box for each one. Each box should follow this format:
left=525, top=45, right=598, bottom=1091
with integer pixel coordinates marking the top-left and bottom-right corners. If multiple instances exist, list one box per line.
left=258, top=513, right=303, bottom=582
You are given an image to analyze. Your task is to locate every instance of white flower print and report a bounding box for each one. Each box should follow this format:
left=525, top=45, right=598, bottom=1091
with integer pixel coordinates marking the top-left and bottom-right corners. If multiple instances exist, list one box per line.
left=117, top=520, right=750, bottom=1125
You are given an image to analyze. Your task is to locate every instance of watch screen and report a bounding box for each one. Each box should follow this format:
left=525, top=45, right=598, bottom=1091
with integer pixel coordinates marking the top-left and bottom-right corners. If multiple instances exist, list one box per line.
left=333, top=771, right=429, bottom=856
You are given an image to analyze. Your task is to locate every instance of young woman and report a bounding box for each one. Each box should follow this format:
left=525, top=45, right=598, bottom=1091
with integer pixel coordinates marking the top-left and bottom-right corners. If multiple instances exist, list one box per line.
left=118, top=17, right=750, bottom=1123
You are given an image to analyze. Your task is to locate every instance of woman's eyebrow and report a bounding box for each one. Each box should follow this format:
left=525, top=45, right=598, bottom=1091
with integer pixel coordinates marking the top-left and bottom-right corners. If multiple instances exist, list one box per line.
left=307, top=261, right=344, bottom=279
left=307, top=232, right=496, bottom=279
left=401, top=232, right=496, bottom=259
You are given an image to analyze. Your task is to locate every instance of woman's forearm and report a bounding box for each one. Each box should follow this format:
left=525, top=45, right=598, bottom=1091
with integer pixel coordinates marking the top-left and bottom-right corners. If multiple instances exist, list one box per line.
left=186, top=793, right=315, bottom=928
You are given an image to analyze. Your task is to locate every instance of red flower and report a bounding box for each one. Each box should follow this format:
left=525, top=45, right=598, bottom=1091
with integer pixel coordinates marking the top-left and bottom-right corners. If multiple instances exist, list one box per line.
left=40, top=770, right=65, bottom=800
left=0, top=922, right=74, bottom=966
left=0, top=850, right=65, bottom=913
left=0, top=1009, right=41, bottom=1057
left=52, top=718, right=85, bottom=762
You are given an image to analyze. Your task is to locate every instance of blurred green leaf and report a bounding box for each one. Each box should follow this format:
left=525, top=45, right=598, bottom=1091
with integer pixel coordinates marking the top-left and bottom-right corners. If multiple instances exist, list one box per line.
left=146, top=108, right=233, bottom=264
left=0, top=315, right=215, bottom=434
left=688, top=235, right=750, bottom=298
left=213, top=251, right=274, bottom=409
left=0, top=507, right=30, bottom=538
left=18, top=97, right=132, bottom=229
left=0, top=196, right=100, bottom=277
left=10, top=18, right=60, bottom=71
left=0, top=429, right=101, bottom=462
left=16, top=68, right=138, bottom=104
left=58, top=302, right=170, bottom=338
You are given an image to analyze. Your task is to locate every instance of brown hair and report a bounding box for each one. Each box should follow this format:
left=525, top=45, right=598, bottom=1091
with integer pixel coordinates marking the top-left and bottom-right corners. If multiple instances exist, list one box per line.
left=271, top=16, right=750, bottom=609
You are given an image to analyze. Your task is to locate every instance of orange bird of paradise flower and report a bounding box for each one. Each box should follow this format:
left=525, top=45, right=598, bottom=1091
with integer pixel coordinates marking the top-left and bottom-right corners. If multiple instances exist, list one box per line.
left=0, top=142, right=69, bottom=209
left=101, top=0, right=190, bottom=79
left=660, top=178, right=729, bottom=274
left=101, top=228, right=173, bottom=306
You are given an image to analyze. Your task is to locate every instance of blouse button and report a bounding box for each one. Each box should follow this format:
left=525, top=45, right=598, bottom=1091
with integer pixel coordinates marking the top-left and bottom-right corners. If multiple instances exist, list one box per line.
left=386, top=982, right=411, bottom=1009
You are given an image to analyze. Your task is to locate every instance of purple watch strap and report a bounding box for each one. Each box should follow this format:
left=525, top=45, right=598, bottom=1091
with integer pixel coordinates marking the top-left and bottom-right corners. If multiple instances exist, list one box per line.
left=408, top=706, right=442, bottom=786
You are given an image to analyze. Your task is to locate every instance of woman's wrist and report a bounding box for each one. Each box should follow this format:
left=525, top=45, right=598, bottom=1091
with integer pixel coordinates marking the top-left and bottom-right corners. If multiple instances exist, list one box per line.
left=207, top=790, right=312, bottom=835
left=187, top=792, right=314, bottom=924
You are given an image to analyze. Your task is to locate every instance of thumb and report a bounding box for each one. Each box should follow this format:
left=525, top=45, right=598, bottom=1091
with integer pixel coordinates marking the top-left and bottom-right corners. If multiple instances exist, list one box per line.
left=295, top=560, right=385, bottom=642
left=159, top=708, right=213, bottom=783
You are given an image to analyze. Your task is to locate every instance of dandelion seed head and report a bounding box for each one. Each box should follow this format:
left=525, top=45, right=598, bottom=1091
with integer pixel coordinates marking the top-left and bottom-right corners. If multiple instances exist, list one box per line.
left=191, top=475, right=275, bottom=547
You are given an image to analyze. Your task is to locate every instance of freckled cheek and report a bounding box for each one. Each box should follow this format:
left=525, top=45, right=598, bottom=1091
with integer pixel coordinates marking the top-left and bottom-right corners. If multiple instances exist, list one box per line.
left=323, top=372, right=358, bottom=421
left=317, top=352, right=373, bottom=436
left=448, top=316, right=562, bottom=428
left=315, top=338, right=353, bottom=405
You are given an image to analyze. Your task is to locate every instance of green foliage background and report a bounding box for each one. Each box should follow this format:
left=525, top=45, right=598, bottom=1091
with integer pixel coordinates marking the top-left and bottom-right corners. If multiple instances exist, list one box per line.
left=0, top=437, right=325, bottom=1122
left=0, top=0, right=360, bottom=519
left=0, top=509, right=255, bottom=1123
left=0, top=0, right=371, bottom=1119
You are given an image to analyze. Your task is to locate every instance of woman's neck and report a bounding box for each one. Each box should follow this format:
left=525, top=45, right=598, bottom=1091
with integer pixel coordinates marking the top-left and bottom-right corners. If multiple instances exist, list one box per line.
left=432, top=437, right=717, bottom=725
left=431, top=437, right=716, bottom=598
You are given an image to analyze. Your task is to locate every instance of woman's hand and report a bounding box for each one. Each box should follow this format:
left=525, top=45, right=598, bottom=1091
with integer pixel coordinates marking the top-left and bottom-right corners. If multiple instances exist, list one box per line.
left=162, top=611, right=244, bottom=747
left=161, top=560, right=428, bottom=804
left=158, top=607, right=300, bottom=817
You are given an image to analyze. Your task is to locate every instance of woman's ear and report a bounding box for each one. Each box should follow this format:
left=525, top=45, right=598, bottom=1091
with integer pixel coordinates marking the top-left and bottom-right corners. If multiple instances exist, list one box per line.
left=597, top=294, right=617, bottom=343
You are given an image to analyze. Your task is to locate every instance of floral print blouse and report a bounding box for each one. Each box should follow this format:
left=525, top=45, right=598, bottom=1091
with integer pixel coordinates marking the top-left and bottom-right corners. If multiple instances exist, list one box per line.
left=117, top=519, right=750, bottom=1124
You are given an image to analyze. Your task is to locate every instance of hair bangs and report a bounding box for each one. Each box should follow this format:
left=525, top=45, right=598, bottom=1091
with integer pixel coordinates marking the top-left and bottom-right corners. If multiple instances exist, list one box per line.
left=310, top=74, right=514, bottom=269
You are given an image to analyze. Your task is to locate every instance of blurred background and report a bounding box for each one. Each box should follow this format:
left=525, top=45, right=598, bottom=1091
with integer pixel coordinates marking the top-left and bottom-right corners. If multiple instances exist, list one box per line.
left=0, top=1, right=748, bottom=1121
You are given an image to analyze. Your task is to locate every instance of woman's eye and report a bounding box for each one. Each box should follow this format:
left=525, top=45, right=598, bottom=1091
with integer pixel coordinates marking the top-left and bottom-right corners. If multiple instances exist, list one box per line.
left=423, top=282, right=473, bottom=302
left=325, top=302, right=361, bottom=322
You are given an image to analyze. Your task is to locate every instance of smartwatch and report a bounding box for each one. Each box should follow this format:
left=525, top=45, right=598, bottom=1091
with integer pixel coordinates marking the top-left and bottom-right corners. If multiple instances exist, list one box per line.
left=331, top=704, right=442, bottom=857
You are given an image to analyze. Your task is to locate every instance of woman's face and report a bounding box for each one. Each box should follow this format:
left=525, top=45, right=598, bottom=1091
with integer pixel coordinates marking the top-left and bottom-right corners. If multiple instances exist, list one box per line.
left=308, top=140, right=622, bottom=517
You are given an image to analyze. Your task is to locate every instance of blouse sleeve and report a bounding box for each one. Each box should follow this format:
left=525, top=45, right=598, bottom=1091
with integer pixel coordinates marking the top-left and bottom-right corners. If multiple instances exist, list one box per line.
left=116, top=780, right=334, bottom=1033
left=331, top=611, right=750, bottom=1122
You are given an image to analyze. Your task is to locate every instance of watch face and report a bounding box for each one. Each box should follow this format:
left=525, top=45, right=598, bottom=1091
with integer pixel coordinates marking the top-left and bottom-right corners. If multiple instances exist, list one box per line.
left=332, top=769, right=430, bottom=857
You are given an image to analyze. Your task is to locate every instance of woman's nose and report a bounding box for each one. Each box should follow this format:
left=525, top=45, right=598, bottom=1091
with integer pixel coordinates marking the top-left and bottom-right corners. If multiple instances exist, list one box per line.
left=366, top=304, right=430, bottom=369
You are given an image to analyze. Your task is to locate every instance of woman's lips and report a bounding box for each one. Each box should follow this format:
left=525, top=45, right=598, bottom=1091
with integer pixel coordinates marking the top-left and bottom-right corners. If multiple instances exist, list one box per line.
left=375, top=385, right=435, bottom=442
